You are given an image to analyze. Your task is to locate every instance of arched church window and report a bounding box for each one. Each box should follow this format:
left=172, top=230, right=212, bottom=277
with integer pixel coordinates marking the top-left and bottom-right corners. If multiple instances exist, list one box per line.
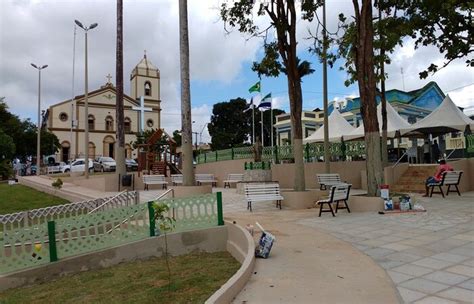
left=144, top=82, right=152, bottom=96
left=105, top=116, right=114, bottom=131
left=124, top=117, right=131, bottom=133
left=146, top=119, right=154, bottom=128
left=59, top=112, right=68, bottom=122
left=88, top=114, right=95, bottom=130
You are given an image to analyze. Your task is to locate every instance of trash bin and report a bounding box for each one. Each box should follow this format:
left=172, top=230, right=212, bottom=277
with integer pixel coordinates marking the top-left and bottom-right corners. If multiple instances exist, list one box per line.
left=122, top=174, right=132, bottom=187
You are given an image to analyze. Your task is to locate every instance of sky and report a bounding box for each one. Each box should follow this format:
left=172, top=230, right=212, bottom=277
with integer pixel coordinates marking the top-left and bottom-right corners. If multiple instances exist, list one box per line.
left=1, top=0, right=473, bottom=144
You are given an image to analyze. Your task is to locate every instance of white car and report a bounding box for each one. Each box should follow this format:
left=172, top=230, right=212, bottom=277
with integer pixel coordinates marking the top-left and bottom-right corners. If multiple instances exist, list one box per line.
left=66, top=159, right=94, bottom=173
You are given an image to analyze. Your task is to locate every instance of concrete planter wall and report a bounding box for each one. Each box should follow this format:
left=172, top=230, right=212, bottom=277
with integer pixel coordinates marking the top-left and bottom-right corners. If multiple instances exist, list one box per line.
left=281, top=190, right=326, bottom=209
left=348, top=195, right=384, bottom=212
left=170, top=185, right=212, bottom=198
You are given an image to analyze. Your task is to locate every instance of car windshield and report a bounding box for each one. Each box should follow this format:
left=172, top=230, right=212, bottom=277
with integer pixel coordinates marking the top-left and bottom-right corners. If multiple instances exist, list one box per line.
left=101, top=157, right=114, bottom=162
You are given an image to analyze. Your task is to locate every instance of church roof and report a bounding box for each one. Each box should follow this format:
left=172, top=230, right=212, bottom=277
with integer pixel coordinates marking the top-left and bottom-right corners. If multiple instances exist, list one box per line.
left=131, top=53, right=160, bottom=79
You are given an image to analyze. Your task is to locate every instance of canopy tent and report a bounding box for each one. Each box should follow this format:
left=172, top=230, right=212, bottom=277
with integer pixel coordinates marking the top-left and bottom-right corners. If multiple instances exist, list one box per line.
left=303, top=109, right=355, bottom=143
left=345, top=102, right=412, bottom=141
left=401, top=95, right=474, bottom=135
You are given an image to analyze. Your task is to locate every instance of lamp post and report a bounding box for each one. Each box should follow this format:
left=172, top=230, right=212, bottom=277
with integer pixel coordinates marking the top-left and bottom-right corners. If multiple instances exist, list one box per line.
left=75, top=19, right=98, bottom=178
left=31, top=63, right=48, bottom=176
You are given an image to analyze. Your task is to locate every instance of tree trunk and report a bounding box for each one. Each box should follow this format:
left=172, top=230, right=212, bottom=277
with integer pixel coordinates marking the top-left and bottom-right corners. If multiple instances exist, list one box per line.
left=115, top=0, right=126, bottom=176
left=379, top=7, right=388, bottom=168
left=179, top=0, right=195, bottom=186
left=353, top=0, right=383, bottom=196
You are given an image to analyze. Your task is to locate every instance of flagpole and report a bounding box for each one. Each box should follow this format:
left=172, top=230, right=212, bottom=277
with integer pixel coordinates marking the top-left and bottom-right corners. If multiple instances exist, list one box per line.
left=252, top=105, right=255, bottom=144
left=261, top=110, right=264, bottom=147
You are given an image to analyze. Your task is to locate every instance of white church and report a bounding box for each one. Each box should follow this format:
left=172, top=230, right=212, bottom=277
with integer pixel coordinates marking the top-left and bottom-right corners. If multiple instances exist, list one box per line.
left=46, top=54, right=161, bottom=162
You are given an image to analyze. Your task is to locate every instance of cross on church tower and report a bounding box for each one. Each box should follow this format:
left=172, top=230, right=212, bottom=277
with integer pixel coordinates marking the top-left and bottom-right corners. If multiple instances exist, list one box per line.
left=144, top=50, right=147, bottom=58
left=132, top=96, right=152, bottom=133
left=106, top=73, right=112, bottom=84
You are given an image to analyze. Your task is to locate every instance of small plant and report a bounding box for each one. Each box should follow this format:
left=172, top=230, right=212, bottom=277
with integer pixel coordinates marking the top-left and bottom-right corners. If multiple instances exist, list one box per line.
left=153, top=201, right=175, bottom=291
left=52, top=178, right=63, bottom=190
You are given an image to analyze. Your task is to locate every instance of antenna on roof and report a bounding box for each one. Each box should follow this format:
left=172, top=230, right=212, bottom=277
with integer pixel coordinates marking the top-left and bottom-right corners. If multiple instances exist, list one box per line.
left=401, top=68, right=405, bottom=91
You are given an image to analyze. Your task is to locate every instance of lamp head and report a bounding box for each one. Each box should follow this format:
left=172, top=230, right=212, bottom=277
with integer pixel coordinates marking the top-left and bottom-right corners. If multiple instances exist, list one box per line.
left=89, top=23, right=98, bottom=30
left=74, top=20, right=85, bottom=29
left=31, top=63, right=38, bottom=69
left=41, top=65, right=48, bottom=69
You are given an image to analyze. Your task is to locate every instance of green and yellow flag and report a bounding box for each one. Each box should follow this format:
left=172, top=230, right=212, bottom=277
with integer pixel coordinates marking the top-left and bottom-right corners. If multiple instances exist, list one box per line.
left=248, top=81, right=261, bottom=93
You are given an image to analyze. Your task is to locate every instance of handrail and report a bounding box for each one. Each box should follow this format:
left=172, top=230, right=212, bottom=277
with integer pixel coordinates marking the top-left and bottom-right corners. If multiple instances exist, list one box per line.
left=107, top=189, right=176, bottom=235
left=446, top=148, right=457, bottom=160
left=153, top=188, right=175, bottom=201
left=392, top=150, right=408, bottom=168
left=88, top=190, right=128, bottom=214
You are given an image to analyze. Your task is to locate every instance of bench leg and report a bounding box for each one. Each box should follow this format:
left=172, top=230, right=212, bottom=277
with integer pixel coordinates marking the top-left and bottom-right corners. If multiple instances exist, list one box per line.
left=224, top=182, right=229, bottom=188
left=429, top=186, right=434, bottom=197
left=163, top=184, right=167, bottom=190
left=319, top=202, right=335, bottom=217
left=345, top=200, right=351, bottom=213
left=247, top=201, right=252, bottom=212
left=275, top=200, right=281, bottom=210
left=446, top=185, right=451, bottom=196
left=455, top=185, right=461, bottom=196
left=328, top=203, right=335, bottom=217
left=439, top=186, right=445, bottom=198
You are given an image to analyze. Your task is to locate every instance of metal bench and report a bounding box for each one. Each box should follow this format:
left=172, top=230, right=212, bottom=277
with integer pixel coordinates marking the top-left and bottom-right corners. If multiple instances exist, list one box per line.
left=315, top=183, right=352, bottom=217
left=429, top=170, right=463, bottom=198
left=317, top=173, right=343, bottom=190
left=171, top=174, right=183, bottom=186
left=223, top=174, right=244, bottom=188
left=143, top=174, right=168, bottom=190
left=195, top=174, right=217, bottom=187
left=244, top=183, right=284, bottom=212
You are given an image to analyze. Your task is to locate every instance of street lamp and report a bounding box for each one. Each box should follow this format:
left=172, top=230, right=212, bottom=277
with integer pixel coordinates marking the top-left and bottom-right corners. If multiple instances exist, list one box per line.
left=31, top=63, right=48, bottom=176
left=75, top=19, right=98, bottom=178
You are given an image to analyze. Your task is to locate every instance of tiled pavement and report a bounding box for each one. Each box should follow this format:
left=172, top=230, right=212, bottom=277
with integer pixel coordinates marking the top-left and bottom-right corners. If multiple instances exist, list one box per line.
left=298, top=192, right=474, bottom=303
left=139, top=187, right=473, bottom=303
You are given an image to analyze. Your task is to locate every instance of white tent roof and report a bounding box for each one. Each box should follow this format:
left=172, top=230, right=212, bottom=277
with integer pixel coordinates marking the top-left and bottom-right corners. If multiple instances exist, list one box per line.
left=303, top=109, right=355, bottom=143
left=345, top=102, right=411, bottom=140
left=401, top=95, right=474, bottom=135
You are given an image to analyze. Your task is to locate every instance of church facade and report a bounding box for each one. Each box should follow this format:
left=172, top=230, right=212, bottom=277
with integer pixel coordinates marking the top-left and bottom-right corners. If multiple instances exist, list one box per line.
left=47, top=55, right=161, bottom=162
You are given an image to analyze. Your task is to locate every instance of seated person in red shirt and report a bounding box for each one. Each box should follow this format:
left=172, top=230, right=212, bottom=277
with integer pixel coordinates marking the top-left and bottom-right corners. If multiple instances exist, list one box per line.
left=423, top=159, right=453, bottom=197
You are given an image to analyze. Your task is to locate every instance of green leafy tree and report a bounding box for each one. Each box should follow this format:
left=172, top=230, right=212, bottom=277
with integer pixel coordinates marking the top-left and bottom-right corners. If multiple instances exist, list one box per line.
left=208, top=98, right=251, bottom=150
left=0, top=129, right=15, bottom=160
left=221, top=0, right=318, bottom=191
left=172, top=130, right=182, bottom=146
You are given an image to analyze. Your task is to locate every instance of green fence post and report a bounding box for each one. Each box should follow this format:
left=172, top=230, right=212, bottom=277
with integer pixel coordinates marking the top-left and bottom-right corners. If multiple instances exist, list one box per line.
left=47, top=221, right=58, bottom=262
left=231, top=147, right=234, bottom=160
left=204, top=153, right=207, bottom=163
left=305, top=143, right=310, bottom=162
left=216, top=192, right=224, bottom=226
left=250, top=162, right=253, bottom=170
left=215, top=150, right=218, bottom=162
left=147, top=201, right=156, bottom=237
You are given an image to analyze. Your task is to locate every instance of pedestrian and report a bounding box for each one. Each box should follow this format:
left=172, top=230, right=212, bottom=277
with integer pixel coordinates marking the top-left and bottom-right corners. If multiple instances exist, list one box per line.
left=423, top=140, right=430, bottom=163
left=423, top=159, right=453, bottom=197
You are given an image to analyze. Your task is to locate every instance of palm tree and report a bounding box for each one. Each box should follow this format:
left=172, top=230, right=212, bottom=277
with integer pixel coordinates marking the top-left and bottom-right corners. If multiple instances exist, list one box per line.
left=115, top=0, right=126, bottom=177
left=179, top=0, right=194, bottom=186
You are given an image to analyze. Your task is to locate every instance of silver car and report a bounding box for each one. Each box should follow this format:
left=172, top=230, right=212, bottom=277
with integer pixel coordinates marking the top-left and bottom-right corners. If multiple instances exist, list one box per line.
left=93, top=157, right=116, bottom=172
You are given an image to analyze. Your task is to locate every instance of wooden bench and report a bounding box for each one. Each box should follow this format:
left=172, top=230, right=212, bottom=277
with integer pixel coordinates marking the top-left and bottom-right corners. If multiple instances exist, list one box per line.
left=316, top=184, right=352, bottom=217
left=195, top=174, right=217, bottom=187
left=244, top=183, right=284, bottom=212
left=223, top=174, right=244, bottom=188
left=171, top=174, right=183, bottom=186
left=429, top=171, right=463, bottom=198
left=317, top=173, right=343, bottom=190
left=143, top=174, right=168, bottom=190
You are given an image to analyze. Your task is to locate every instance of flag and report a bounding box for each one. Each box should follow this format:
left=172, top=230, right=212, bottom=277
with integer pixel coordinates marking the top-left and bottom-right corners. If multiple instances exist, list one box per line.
left=258, top=93, right=272, bottom=111
left=248, top=81, right=261, bottom=93
left=243, top=96, right=255, bottom=113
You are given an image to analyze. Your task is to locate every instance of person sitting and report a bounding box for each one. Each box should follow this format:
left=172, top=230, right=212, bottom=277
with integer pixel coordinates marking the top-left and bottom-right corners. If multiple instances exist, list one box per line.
left=423, top=159, right=453, bottom=197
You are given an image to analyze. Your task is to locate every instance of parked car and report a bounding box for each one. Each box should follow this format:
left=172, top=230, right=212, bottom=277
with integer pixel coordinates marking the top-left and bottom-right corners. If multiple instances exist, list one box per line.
left=67, top=159, right=94, bottom=173
left=47, top=162, right=68, bottom=174
left=93, top=157, right=116, bottom=172
left=125, top=159, right=138, bottom=171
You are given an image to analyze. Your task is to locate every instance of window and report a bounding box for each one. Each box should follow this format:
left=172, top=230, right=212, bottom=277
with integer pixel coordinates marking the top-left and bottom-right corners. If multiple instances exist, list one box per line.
left=105, top=116, right=114, bottom=131
left=318, top=113, right=324, bottom=118
left=408, top=115, right=417, bottom=124
left=304, top=113, right=316, bottom=118
left=124, top=117, right=131, bottom=133
left=88, top=114, right=95, bottom=130
left=146, top=119, right=154, bottom=127
left=59, top=112, right=68, bottom=122
left=144, top=82, right=152, bottom=96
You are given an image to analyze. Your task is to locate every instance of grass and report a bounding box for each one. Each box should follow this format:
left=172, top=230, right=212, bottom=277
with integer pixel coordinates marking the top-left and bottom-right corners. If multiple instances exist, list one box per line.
left=0, top=251, right=240, bottom=304
left=0, top=183, right=69, bottom=214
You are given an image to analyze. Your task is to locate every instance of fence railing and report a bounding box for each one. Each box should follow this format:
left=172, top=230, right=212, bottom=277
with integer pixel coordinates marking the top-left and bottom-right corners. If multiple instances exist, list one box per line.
left=0, top=191, right=139, bottom=231
left=196, top=141, right=366, bottom=164
left=0, top=193, right=223, bottom=275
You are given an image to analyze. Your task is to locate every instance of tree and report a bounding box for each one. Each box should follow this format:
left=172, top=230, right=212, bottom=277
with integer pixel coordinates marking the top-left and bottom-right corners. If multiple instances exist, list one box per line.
left=351, top=0, right=384, bottom=196
left=172, top=130, right=182, bottom=146
left=179, top=0, right=195, bottom=186
left=208, top=98, right=251, bottom=150
left=221, top=0, right=318, bottom=191
left=0, top=129, right=15, bottom=160
left=115, top=0, right=126, bottom=176
left=383, top=0, right=473, bottom=78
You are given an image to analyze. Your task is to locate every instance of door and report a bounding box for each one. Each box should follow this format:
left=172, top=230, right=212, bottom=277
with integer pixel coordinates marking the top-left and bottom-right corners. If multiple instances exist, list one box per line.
left=109, top=143, right=114, bottom=158
left=62, top=147, right=70, bottom=162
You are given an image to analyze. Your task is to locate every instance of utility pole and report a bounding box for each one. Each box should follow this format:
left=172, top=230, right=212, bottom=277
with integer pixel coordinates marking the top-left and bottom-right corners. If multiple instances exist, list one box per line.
left=322, top=1, right=330, bottom=173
